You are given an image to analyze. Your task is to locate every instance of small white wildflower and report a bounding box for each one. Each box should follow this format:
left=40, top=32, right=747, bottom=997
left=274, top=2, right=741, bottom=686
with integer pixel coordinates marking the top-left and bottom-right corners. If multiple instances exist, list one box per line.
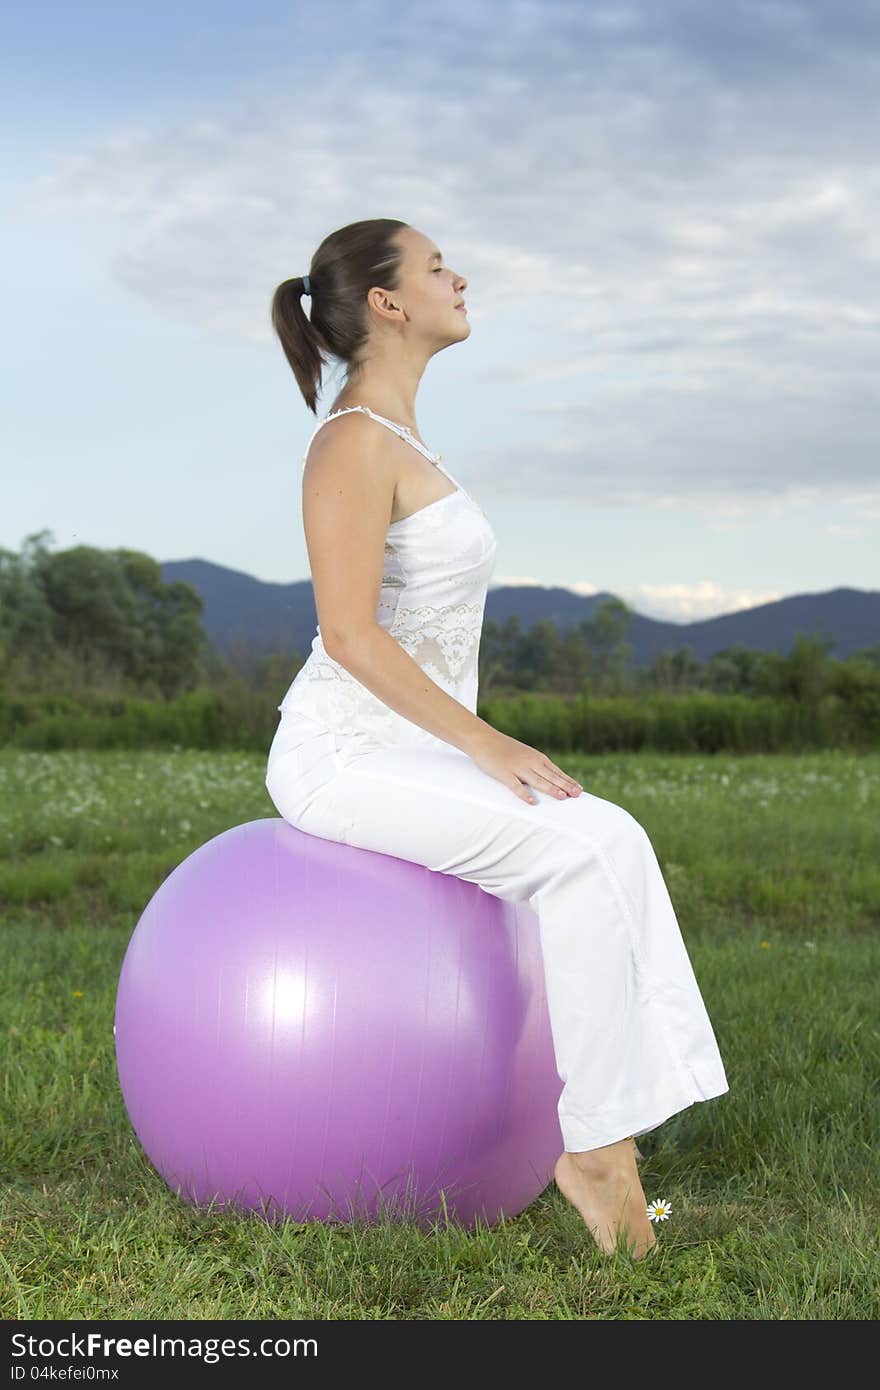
left=646, top=1198, right=672, bottom=1222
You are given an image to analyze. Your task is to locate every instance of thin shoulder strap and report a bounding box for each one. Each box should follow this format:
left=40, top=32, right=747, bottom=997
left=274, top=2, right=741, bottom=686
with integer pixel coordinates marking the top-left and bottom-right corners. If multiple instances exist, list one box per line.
left=301, top=404, right=438, bottom=465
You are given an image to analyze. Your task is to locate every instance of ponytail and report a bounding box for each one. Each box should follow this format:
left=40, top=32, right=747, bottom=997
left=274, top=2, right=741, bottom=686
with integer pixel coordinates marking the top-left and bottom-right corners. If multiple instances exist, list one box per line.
left=270, top=219, right=408, bottom=414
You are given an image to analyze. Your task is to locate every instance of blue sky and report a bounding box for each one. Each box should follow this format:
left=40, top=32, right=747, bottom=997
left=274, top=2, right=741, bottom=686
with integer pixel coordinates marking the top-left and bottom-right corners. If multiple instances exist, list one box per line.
left=4, top=0, right=879, bottom=621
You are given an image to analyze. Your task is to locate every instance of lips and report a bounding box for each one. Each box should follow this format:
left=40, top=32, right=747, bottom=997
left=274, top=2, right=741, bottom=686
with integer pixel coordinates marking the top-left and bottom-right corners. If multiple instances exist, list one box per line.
left=455, top=302, right=467, bottom=310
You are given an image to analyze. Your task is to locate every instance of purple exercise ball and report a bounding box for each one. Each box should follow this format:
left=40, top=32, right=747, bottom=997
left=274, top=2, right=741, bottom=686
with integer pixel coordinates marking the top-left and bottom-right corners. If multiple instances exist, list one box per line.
left=114, top=817, right=564, bottom=1230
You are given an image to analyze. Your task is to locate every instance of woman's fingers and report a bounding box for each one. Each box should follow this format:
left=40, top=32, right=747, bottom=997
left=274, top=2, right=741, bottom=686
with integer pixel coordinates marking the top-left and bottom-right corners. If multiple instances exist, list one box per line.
left=541, top=763, right=583, bottom=794
left=532, top=769, right=583, bottom=798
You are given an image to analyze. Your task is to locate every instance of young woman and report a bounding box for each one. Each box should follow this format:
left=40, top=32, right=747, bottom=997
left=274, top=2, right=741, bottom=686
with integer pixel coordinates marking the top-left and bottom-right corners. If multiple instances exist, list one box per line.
left=266, top=218, right=730, bottom=1260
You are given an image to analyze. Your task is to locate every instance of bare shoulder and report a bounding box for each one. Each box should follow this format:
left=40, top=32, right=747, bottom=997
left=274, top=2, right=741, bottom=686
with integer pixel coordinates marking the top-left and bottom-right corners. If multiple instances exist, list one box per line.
left=303, top=409, right=398, bottom=486
left=301, top=411, right=398, bottom=541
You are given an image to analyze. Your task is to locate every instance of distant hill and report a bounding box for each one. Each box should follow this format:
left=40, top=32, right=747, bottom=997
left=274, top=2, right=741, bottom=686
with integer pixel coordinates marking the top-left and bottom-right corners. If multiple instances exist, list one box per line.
left=160, top=559, right=879, bottom=666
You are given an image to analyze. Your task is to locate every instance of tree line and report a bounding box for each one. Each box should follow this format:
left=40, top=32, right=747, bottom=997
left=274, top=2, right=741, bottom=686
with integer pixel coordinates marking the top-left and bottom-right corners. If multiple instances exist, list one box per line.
left=2, top=531, right=878, bottom=750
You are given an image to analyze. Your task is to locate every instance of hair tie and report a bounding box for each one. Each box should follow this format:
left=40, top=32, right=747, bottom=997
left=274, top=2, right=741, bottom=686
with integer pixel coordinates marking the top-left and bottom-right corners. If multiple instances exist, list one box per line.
left=302, top=274, right=311, bottom=296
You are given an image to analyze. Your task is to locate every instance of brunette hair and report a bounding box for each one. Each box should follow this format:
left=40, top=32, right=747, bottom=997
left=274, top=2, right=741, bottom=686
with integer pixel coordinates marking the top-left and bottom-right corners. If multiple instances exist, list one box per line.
left=270, top=218, right=409, bottom=413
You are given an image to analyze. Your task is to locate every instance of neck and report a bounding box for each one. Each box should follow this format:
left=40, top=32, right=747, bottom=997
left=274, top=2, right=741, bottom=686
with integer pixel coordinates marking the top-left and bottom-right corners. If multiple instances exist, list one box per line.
left=335, top=348, right=430, bottom=430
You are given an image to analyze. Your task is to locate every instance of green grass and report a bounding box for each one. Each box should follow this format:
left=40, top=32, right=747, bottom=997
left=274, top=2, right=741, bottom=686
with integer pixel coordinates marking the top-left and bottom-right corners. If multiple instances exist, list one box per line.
left=1, top=747, right=878, bottom=1319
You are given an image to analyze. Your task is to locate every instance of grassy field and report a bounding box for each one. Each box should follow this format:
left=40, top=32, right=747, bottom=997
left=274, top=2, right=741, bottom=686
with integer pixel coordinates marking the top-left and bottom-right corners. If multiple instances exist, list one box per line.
left=1, top=746, right=878, bottom=1320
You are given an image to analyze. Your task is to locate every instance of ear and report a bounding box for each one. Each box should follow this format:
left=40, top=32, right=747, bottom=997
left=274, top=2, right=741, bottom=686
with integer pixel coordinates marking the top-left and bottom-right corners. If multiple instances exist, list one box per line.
left=367, top=287, right=405, bottom=323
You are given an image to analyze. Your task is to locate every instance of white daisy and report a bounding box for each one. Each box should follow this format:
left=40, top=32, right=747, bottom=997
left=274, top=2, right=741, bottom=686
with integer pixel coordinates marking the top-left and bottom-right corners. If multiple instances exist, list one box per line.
left=646, top=1198, right=672, bottom=1221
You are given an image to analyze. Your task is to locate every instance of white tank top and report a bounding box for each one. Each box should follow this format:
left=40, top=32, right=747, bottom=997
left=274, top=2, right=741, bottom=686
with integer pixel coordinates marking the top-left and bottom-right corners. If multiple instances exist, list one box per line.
left=276, top=404, right=498, bottom=757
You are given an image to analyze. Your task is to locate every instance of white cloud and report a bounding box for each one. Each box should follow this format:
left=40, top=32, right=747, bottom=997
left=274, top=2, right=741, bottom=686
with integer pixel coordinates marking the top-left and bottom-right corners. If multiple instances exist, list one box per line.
left=19, top=0, right=880, bottom=512
left=492, top=574, right=782, bottom=622
left=621, top=579, right=783, bottom=623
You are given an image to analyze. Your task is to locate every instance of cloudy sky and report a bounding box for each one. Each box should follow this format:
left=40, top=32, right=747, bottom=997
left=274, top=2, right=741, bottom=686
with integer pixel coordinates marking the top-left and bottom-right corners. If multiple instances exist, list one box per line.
left=4, top=0, right=879, bottom=621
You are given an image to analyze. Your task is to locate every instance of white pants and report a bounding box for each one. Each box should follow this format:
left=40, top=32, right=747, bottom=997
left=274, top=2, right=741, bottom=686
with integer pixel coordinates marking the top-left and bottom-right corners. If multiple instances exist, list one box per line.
left=265, top=713, right=730, bottom=1153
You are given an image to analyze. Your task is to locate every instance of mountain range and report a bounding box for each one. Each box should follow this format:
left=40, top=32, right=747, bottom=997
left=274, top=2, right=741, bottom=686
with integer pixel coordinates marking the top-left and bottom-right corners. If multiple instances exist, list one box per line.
left=160, top=561, right=879, bottom=667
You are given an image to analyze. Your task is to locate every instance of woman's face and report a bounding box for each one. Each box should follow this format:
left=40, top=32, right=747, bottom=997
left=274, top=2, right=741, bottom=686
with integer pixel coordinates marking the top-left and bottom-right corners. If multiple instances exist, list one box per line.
left=379, top=226, right=470, bottom=345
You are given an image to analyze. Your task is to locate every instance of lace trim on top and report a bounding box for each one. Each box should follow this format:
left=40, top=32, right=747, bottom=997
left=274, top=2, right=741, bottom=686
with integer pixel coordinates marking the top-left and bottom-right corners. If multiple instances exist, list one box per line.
left=276, top=402, right=497, bottom=745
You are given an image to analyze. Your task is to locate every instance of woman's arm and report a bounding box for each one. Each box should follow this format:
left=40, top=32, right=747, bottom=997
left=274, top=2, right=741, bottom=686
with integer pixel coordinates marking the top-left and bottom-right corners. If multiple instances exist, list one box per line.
left=326, top=623, right=492, bottom=756
left=302, top=413, right=492, bottom=757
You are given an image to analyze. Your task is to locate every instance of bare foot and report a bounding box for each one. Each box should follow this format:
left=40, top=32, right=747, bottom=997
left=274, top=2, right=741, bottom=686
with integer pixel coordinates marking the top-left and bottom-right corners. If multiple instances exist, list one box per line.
left=553, top=1137, right=658, bottom=1259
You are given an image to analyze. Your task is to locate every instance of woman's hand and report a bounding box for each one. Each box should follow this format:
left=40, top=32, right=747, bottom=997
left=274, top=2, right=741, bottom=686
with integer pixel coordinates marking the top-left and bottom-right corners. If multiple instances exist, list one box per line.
left=467, top=728, right=583, bottom=806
